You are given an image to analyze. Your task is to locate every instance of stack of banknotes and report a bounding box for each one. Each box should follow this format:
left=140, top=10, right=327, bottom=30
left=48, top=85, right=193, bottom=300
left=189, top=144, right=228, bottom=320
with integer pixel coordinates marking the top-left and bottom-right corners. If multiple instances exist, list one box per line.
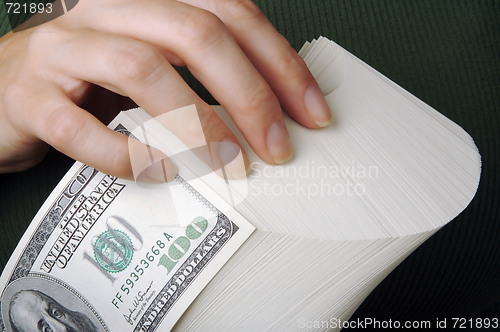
left=0, top=37, right=481, bottom=332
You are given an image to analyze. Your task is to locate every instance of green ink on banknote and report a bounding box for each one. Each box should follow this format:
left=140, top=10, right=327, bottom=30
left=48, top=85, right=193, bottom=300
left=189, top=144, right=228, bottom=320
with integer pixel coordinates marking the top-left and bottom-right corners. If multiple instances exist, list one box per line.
left=186, top=216, right=208, bottom=240
left=158, top=216, right=209, bottom=275
left=94, top=229, right=134, bottom=273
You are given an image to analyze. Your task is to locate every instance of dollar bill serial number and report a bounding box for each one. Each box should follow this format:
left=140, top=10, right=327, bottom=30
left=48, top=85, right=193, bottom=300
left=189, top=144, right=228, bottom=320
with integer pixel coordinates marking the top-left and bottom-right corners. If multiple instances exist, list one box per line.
left=111, top=216, right=209, bottom=309
left=112, top=239, right=166, bottom=309
left=5, top=2, right=53, bottom=14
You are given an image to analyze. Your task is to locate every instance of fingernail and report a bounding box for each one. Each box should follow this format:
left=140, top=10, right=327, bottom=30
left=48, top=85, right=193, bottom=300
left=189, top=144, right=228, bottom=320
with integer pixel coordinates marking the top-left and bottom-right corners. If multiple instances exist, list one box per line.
left=266, top=120, right=294, bottom=164
left=304, top=84, right=333, bottom=127
left=141, top=159, right=178, bottom=183
left=218, top=138, right=249, bottom=179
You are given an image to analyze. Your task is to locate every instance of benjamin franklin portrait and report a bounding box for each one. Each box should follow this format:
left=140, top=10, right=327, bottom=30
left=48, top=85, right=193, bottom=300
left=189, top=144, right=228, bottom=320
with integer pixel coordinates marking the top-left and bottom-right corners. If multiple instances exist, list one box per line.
left=9, top=290, right=98, bottom=332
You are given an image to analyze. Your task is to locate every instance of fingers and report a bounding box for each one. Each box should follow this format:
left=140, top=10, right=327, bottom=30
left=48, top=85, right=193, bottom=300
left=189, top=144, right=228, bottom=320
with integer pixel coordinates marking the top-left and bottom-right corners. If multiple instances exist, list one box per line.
left=0, top=124, right=50, bottom=173
left=44, top=29, right=249, bottom=177
left=128, top=135, right=178, bottom=183
left=14, top=83, right=178, bottom=182
left=71, top=0, right=293, bottom=164
left=179, top=0, right=333, bottom=128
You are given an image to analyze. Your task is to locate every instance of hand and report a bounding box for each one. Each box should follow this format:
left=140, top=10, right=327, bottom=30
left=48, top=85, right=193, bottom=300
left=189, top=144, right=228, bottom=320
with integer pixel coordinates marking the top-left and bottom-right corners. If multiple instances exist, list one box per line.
left=0, top=0, right=332, bottom=181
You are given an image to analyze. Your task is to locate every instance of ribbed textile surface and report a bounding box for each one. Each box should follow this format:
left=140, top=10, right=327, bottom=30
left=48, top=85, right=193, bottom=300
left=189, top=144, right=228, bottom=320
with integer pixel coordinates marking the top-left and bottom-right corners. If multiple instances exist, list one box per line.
left=1, top=0, right=499, bottom=323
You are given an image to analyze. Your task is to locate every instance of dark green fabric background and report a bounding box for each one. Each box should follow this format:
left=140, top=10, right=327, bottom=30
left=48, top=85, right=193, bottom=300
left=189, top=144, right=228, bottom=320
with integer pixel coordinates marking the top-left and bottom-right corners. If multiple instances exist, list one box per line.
left=1, top=0, right=499, bottom=327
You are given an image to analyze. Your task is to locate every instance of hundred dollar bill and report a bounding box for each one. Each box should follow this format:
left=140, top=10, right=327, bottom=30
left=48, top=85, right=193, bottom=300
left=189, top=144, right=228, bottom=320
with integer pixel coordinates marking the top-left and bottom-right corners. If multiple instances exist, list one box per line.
left=0, top=111, right=255, bottom=332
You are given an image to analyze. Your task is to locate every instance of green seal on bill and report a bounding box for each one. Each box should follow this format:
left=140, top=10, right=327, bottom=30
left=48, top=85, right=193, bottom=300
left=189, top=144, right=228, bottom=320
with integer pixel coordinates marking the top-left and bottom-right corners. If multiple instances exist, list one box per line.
left=94, top=229, right=134, bottom=273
